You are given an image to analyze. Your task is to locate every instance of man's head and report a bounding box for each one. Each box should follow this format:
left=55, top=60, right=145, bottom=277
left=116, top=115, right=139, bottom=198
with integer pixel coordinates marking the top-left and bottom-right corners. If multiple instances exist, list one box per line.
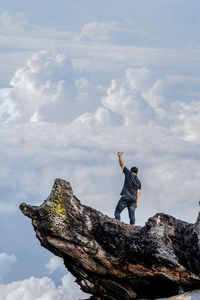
left=130, top=166, right=138, bottom=175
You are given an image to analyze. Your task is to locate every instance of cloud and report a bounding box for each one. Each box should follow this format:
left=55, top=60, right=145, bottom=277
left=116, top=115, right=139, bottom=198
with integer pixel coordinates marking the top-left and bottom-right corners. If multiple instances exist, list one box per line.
left=77, top=21, right=153, bottom=46
left=6, top=51, right=75, bottom=123
left=102, top=67, right=200, bottom=131
left=0, top=10, right=28, bottom=35
left=0, top=54, right=200, bottom=227
left=101, top=68, right=158, bottom=124
left=0, top=274, right=89, bottom=300
left=79, top=21, right=118, bottom=42
left=45, top=257, right=64, bottom=275
left=0, top=9, right=73, bottom=40
left=0, top=51, right=103, bottom=123
left=172, top=101, right=200, bottom=142
left=73, top=107, right=111, bottom=126
left=0, top=253, right=17, bottom=282
left=142, top=75, right=200, bottom=119
left=0, top=250, right=88, bottom=300
left=1, top=9, right=200, bottom=90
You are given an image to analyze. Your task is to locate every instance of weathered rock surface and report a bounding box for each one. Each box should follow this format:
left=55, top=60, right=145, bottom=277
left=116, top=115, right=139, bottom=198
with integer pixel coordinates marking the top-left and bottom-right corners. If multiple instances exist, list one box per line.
left=20, top=178, right=200, bottom=300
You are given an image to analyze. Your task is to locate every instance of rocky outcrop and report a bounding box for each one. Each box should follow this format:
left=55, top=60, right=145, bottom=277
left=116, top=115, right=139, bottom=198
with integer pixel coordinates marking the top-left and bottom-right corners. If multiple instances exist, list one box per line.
left=20, top=178, right=200, bottom=300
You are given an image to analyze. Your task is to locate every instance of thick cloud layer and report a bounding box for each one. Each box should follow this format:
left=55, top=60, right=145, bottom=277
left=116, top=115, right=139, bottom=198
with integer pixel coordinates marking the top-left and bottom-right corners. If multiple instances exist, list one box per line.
left=0, top=51, right=200, bottom=224
left=0, top=253, right=89, bottom=300
left=0, top=51, right=103, bottom=123
left=0, top=274, right=88, bottom=300
left=46, top=257, right=64, bottom=275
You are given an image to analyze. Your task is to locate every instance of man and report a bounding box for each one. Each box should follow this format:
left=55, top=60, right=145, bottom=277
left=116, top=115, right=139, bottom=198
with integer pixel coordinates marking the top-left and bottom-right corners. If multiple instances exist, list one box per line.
left=114, top=152, right=141, bottom=225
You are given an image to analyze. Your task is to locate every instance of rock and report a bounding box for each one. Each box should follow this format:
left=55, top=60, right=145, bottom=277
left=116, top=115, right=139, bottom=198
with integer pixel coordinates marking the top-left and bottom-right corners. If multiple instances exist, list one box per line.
left=19, top=178, right=200, bottom=300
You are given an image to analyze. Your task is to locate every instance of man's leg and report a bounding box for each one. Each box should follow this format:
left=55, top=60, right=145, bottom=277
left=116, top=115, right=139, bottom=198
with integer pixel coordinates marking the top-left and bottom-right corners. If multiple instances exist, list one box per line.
left=114, top=197, right=127, bottom=221
left=128, top=203, right=136, bottom=225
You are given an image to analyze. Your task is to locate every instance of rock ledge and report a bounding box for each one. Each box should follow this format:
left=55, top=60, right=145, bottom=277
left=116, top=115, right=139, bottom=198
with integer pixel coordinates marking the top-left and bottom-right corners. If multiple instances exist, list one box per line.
left=20, top=178, right=200, bottom=299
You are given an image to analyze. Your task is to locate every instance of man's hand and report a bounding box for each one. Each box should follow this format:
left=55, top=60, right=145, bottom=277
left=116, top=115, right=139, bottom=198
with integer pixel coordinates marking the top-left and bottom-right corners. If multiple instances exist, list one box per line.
left=117, top=152, right=124, bottom=157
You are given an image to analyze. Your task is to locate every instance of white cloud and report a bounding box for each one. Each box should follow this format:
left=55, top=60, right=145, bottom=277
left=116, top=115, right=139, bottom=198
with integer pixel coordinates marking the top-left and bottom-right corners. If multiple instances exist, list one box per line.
left=143, top=75, right=200, bottom=119
left=0, top=51, right=103, bottom=123
left=73, top=106, right=111, bottom=126
left=0, top=253, right=17, bottom=282
left=101, top=69, right=156, bottom=124
left=77, top=21, right=152, bottom=46
left=0, top=9, right=73, bottom=40
left=0, top=10, right=27, bottom=35
left=0, top=274, right=89, bottom=300
left=45, top=257, right=64, bottom=275
left=0, top=55, right=200, bottom=227
left=6, top=51, right=74, bottom=123
left=102, top=67, right=200, bottom=131
left=79, top=21, right=118, bottom=41
left=1, top=9, right=200, bottom=90
left=172, top=101, right=200, bottom=142
left=126, top=67, right=154, bottom=92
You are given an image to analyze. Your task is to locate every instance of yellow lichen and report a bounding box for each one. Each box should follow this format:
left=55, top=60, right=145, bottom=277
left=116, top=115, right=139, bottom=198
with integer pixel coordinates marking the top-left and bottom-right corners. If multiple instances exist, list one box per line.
left=45, top=189, right=67, bottom=217
left=46, top=202, right=66, bottom=216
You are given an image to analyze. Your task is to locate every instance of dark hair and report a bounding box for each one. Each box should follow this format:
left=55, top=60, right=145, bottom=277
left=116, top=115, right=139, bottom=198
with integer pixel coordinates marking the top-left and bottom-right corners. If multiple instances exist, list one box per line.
left=130, top=166, right=138, bottom=174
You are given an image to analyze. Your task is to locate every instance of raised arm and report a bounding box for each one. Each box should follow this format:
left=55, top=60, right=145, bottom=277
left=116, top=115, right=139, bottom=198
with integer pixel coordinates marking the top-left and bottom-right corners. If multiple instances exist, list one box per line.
left=117, top=152, right=124, bottom=170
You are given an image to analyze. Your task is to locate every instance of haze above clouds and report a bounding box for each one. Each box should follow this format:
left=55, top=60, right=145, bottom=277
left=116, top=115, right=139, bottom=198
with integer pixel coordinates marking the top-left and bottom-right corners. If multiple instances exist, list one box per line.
left=0, top=1, right=200, bottom=299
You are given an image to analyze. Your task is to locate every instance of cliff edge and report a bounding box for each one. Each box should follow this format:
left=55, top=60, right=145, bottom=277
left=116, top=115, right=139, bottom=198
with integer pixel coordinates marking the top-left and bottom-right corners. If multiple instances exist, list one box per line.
left=20, top=178, right=200, bottom=299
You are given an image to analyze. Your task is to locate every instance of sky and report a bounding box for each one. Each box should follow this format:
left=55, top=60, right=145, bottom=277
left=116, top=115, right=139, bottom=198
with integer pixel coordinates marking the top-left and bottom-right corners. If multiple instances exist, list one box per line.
left=1, top=0, right=200, bottom=299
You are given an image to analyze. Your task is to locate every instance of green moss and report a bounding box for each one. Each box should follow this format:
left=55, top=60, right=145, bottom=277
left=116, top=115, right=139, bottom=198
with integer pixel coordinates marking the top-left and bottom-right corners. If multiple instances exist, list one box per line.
left=45, top=193, right=66, bottom=217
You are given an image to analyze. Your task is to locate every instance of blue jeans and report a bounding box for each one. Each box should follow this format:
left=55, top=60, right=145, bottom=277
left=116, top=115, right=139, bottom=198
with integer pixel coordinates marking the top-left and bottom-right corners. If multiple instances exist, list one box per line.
left=114, top=196, right=136, bottom=225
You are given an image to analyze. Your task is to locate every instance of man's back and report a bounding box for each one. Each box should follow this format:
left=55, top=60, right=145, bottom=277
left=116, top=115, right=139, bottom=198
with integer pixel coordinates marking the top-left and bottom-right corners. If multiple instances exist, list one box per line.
left=120, top=166, right=141, bottom=201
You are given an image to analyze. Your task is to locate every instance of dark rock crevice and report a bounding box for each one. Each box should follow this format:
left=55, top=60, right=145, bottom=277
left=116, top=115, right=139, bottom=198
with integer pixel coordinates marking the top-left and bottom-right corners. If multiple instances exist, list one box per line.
left=20, top=178, right=200, bottom=299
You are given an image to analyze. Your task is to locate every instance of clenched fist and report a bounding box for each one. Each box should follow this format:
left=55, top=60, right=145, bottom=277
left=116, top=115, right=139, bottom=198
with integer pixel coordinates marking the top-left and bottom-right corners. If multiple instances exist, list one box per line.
left=117, top=152, right=124, bottom=157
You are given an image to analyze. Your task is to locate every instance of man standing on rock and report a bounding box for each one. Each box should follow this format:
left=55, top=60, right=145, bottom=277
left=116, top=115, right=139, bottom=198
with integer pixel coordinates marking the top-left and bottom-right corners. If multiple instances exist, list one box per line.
left=114, top=152, right=141, bottom=225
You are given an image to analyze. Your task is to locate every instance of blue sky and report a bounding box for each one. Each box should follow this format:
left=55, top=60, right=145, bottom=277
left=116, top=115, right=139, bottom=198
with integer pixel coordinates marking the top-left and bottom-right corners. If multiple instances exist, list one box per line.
left=0, top=1, right=200, bottom=299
